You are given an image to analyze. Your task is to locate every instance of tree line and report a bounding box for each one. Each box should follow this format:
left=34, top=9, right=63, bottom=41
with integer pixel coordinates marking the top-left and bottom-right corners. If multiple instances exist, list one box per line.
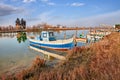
left=16, top=18, right=26, bottom=29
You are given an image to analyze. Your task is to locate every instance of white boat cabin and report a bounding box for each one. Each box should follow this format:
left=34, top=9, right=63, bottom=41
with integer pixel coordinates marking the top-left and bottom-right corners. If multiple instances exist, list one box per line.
left=40, top=31, right=56, bottom=41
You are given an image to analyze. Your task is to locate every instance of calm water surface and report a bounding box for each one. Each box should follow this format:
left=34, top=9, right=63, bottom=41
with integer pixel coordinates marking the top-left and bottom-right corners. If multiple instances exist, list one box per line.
left=0, top=30, right=89, bottom=75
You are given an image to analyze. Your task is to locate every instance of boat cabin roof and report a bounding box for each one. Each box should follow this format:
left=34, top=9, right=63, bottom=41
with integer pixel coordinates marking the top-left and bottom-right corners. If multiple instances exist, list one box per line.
left=41, top=31, right=54, bottom=36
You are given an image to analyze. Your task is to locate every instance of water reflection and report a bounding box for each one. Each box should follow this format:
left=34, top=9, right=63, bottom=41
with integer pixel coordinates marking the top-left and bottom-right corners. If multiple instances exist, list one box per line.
left=29, top=44, right=66, bottom=61
left=16, top=32, right=27, bottom=43
left=0, top=33, right=16, bottom=38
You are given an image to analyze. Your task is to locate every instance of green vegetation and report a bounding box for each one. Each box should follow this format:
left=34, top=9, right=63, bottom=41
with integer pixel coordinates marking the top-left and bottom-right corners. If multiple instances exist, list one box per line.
left=17, top=32, right=27, bottom=43
left=79, top=34, right=84, bottom=38
left=0, top=32, right=120, bottom=80
left=115, top=24, right=120, bottom=26
left=115, top=24, right=120, bottom=29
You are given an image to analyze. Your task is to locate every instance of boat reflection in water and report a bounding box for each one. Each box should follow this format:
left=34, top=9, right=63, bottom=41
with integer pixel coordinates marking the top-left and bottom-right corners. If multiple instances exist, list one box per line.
left=29, top=44, right=66, bottom=61
left=17, top=32, right=27, bottom=43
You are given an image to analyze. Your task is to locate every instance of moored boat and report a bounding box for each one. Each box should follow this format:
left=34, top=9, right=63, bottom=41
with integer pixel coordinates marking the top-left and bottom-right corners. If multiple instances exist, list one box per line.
left=75, top=37, right=87, bottom=43
left=28, top=31, right=74, bottom=51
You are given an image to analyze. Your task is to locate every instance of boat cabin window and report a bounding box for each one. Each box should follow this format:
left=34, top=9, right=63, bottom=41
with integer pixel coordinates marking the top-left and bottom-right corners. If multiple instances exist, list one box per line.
left=43, top=33, right=47, bottom=38
left=49, top=32, right=54, bottom=37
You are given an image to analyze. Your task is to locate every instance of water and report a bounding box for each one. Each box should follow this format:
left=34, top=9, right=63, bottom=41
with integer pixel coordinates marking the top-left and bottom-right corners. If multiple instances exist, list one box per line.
left=0, top=34, right=44, bottom=75
left=0, top=30, right=89, bottom=75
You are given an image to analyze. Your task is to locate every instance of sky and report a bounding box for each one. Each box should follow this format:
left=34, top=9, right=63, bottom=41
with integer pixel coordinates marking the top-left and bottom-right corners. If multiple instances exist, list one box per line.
left=0, top=0, right=120, bottom=27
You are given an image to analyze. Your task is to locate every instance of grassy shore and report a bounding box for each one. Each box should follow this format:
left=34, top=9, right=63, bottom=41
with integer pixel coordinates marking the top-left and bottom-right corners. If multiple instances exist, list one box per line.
left=0, top=32, right=120, bottom=80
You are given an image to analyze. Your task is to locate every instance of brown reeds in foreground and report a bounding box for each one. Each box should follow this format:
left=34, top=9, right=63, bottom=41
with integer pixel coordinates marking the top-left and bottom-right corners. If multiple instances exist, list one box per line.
left=0, top=32, right=120, bottom=80
left=88, top=32, right=120, bottom=80
left=38, top=32, right=120, bottom=80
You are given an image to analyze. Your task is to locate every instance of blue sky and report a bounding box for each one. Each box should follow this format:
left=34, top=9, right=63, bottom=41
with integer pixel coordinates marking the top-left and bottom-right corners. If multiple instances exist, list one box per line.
left=0, top=0, right=120, bottom=27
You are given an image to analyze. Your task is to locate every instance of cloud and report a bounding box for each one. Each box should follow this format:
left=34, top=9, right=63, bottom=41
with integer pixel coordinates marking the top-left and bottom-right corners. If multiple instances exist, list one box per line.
left=79, top=10, right=120, bottom=26
left=41, top=0, right=48, bottom=2
left=23, top=0, right=36, bottom=3
left=39, top=11, right=53, bottom=22
left=65, top=10, right=120, bottom=27
left=70, top=2, right=85, bottom=7
left=0, top=3, right=24, bottom=16
left=10, top=0, right=18, bottom=1
left=25, top=11, right=54, bottom=26
left=47, top=2, right=55, bottom=6
left=41, top=0, right=56, bottom=6
left=27, top=17, right=41, bottom=22
left=46, top=10, right=120, bottom=27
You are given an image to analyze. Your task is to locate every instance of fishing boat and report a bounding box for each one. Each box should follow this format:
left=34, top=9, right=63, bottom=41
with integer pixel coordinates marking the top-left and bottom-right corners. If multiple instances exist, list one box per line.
left=28, top=31, right=74, bottom=51
left=75, top=37, right=87, bottom=43
left=74, top=33, right=87, bottom=43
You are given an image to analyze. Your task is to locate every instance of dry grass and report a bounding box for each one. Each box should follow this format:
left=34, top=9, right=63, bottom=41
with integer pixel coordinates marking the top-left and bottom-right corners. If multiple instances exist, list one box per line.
left=88, top=32, right=120, bottom=80
left=38, top=32, right=120, bottom=80
left=0, top=32, right=120, bottom=80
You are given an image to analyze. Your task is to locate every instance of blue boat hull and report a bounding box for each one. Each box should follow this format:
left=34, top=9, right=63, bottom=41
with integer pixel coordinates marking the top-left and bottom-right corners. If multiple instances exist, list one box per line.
left=29, top=40, right=74, bottom=51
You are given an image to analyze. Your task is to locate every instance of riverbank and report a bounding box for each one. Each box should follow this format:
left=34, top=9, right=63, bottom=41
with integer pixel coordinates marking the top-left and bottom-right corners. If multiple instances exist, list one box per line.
left=0, top=32, right=120, bottom=80
left=0, top=27, right=114, bottom=33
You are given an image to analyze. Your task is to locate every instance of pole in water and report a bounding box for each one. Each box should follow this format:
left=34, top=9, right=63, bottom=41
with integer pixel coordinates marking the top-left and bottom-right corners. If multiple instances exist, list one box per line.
left=73, top=36, right=77, bottom=46
left=64, top=31, right=66, bottom=39
left=75, top=30, right=77, bottom=38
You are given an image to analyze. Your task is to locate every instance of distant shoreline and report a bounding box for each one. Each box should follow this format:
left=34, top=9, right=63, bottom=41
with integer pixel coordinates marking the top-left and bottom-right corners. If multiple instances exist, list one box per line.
left=0, top=27, right=113, bottom=33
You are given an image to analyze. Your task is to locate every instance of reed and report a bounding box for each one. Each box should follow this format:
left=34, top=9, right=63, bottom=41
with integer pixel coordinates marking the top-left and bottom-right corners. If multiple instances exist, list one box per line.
left=38, top=32, right=120, bottom=80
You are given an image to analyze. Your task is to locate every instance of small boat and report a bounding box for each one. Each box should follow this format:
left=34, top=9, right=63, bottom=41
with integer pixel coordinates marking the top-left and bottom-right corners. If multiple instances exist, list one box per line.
left=28, top=31, right=74, bottom=51
left=74, top=33, right=87, bottom=43
left=75, top=37, right=87, bottom=43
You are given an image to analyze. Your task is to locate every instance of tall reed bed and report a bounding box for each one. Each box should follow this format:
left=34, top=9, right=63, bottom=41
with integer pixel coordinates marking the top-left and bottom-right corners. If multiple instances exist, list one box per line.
left=38, top=32, right=120, bottom=80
